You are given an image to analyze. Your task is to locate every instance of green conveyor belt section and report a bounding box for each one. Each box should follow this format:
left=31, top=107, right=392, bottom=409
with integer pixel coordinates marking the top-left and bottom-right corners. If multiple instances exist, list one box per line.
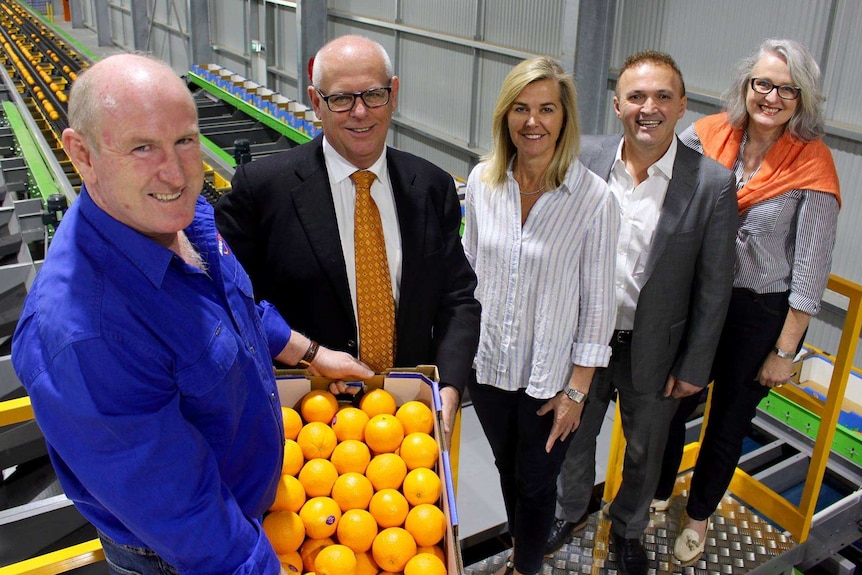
left=188, top=71, right=312, bottom=146
left=200, top=135, right=237, bottom=168
left=759, top=390, right=862, bottom=463
left=2, top=100, right=62, bottom=204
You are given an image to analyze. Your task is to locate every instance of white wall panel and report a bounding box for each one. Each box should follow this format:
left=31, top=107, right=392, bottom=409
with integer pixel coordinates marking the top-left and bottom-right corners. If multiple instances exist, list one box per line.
left=401, top=0, right=476, bottom=39
left=397, top=36, right=473, bottom=143
left=395, top=131, right=472, bottom=184
left=613, top=0, right=832, bottom=98
left=823, top=1, right=862, bottom=127
left=475, top=52, right=523, bottom=151
left=483, top=0, right=564, bottom=55
left=211, top=0, right=247, bottom=57
left=329, top=0, right=397, bottom=22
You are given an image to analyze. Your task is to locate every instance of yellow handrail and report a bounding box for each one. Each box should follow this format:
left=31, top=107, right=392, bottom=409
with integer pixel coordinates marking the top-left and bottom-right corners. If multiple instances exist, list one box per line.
left=603, top=273, right=862, bottom=542
left=0, top=540, right=104, bottom=575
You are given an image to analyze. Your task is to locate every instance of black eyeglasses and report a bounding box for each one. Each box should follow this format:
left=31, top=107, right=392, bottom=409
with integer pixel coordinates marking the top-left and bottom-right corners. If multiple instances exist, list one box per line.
left=315, top=86, right=392, bottom=112
left=750, top=78, right=801, bottom=100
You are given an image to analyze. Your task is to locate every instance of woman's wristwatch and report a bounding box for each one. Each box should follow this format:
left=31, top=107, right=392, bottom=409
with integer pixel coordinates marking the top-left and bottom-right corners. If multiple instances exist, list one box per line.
left=773, top=346, right=795, bottom=360
left=564, top=387, right=587, bottom=404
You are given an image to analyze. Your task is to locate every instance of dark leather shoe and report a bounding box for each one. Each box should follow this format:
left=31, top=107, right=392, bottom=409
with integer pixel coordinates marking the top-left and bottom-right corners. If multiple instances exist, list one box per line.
left=613, top=533, right=649, bottom=575
left=544, top=511, right=589, bottom=556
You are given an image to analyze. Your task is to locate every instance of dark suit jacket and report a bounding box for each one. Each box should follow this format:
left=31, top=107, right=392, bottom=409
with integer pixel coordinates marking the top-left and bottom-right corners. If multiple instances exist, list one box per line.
left=215, top=136, right=480, bottom=392
left=580, top=134, right=738, bottom=392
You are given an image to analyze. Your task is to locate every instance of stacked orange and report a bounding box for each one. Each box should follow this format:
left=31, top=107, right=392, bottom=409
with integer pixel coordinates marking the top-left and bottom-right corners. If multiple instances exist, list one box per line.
left=263, top=389, right=449, bottom=575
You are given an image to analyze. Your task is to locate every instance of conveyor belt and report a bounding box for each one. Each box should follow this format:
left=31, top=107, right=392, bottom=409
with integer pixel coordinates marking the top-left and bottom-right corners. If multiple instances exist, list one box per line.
left=0, top=0, right=88, bottom=190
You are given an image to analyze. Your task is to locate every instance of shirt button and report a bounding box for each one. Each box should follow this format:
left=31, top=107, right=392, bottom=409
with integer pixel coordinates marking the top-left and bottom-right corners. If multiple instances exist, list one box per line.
left=249, top=345, right=255, bottom=354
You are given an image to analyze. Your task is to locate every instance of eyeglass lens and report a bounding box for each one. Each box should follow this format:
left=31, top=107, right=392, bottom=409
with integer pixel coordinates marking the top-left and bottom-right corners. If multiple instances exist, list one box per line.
left=323, top=88, right=391, bottom=111
left=751, top=78, right=800, bottom=100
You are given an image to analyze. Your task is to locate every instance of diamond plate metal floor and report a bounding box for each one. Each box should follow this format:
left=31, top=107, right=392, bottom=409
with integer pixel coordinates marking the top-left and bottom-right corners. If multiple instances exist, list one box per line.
left=463, top=473, right=797, bottom=574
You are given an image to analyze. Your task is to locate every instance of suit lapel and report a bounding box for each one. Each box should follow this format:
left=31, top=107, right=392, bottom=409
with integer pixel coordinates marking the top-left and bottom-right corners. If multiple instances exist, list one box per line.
left=291, top=145, right=355, bottom=322
left=387, top=149, right=426, bottom=331
left=641, top=141, right=698, bottom=280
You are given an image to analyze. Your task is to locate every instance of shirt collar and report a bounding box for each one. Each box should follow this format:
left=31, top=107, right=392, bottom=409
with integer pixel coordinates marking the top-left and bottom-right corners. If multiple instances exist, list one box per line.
left=322, top=136, right=387, bottom=184
left=505, top=154, right=576, bottom=194
left=613, top=136, right=678, bottom=179
left=77, top=185, right=189, bottom=289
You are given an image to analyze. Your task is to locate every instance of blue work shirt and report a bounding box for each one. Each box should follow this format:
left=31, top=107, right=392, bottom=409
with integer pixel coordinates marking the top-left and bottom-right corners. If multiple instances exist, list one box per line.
left=12, top=187, right=291, bottom=575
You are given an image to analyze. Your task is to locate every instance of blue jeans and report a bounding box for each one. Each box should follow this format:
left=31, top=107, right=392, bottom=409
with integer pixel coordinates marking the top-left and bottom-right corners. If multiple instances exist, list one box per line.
left=98, top=531, right=179, bottom=575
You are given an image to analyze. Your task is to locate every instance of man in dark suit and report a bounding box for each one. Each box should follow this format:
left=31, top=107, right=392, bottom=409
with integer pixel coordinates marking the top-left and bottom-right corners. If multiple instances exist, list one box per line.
left=215, top=35, right=480, bottom=437
left=545, top=52, right=737, bottom=575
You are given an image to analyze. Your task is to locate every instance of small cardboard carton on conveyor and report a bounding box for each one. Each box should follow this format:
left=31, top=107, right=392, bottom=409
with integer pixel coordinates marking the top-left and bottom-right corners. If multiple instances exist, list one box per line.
left=275, top=365, right=464, bottom=575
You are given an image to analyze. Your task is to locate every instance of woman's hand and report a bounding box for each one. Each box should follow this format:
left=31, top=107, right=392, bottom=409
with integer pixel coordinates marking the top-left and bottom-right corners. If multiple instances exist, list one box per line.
left=537, top=393, right=585, bottom=453
left=757, top=352, right=794, bottom=388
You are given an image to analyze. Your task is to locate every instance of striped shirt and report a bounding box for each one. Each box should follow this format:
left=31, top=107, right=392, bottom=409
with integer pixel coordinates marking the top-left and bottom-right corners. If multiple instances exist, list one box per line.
left=680, top=125, right=839, bottom=315
left=462, top=159, right=620, bottom=399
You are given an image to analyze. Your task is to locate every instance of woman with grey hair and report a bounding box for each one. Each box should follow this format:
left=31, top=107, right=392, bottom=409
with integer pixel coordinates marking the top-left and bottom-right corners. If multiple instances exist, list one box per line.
left=653, top=38, right=841, bottom=565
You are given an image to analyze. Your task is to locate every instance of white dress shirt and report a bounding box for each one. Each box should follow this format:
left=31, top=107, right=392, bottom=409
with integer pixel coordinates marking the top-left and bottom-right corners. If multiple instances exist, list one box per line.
left=322, top=138, right=403, bottom=324
left=462, top=159, right=619, bottom=399
left=609, top=137, right=677, bottom=330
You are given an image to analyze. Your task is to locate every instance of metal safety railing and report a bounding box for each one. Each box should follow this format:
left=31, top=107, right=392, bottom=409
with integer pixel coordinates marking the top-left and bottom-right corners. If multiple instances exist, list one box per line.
left=603, top=273, right=862, bottom=542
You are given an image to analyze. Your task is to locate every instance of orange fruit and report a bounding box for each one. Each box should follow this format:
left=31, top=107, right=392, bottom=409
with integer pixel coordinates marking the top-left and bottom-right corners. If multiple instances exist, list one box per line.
left=299, top=496, right=342, bottom=539
left=395, top=401, right=434, bottom=435
left=270, top=474, right=307, bottom=512
left=360, top=388, right=397, bottom=417
left=331, top=439, right=372, bottom=475
left=282, top=439, right=305, bottom=476
left=297, top=421, right=338, bottom=459
left=372, top=527, right=417, bottom=573
left=314, top=543, right=357, bottom=575
left=300, top=389, right=339, bottom=423
left=282, top=406, right=303, bottom=440
left=337, top=508, right=379, bottom=552
left=416, top=545, right=446, bottom=563
left=401, top=468, right=442, bottom=506
left=298, top=458, right=338, bottom=497
left=262, top=510, right=306, bottom=554
left=364, top=414, right=405, bottom=454
left=278, top=550, right=303, bottom=573
left=400, top=432, right=439, bottom=470
left=369, top=488, right=409, bottom=528
left=332, top=407, right=370, bottom=442
left=404, top=504, right=446, bottom=546
left=404, top=552, right=446, bottom=575
left=355, top=550, right=380, bottom=575
left=365, top=453, right=408, bottom=491
left=331, top=472, right=374, bottom=512
left=300, top=536, right=334, bottom=572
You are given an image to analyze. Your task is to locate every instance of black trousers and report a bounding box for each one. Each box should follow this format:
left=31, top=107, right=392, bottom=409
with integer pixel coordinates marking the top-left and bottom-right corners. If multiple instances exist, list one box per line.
left=655, top=289, right=791, bottom=519
left=468, top=375, right=574, bottom=575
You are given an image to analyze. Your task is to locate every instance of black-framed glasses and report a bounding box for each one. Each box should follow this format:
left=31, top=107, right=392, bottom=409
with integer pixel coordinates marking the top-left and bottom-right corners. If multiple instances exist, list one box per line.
left=750, top=78, right=801, bottom=100
left=315, top=86, right=392, bottom=112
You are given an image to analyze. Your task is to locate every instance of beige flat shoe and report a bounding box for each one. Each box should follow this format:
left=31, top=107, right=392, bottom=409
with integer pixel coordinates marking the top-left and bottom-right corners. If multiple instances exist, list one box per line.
left=650, top=497, right=670, bottom=512
left=673, top=522, right=708, bottom=565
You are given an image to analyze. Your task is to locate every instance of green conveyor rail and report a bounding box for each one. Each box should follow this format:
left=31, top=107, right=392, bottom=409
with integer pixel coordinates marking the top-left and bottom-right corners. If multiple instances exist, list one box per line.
left=187, top=71, right=312, bottom=147
left=2, top=100, right=63, bottom=204
left=759, top=390, right=862, bottom=463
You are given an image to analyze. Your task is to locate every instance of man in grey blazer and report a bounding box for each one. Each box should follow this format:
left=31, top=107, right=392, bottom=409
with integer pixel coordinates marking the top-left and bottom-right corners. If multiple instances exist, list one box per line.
left=545, top=51, right=737, bottom=575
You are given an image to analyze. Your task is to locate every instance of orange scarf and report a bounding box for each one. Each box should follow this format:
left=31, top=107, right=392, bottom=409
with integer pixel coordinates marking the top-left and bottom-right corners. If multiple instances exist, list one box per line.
left=694, top=113, right=840, bottom=213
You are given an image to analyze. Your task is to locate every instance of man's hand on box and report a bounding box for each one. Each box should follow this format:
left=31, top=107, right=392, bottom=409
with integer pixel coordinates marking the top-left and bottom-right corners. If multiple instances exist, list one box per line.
left=439, top=385, right=459, bottom=449
left=309, top=347, right=374, bottom=381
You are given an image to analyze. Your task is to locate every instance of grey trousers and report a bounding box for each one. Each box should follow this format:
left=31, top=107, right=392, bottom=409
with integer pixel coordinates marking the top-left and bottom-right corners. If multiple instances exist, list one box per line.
left=555, top=339, right=680, bottom=539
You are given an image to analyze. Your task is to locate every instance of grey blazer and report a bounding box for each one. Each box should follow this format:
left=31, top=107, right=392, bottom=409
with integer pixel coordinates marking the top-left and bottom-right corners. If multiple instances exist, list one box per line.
left=580, top=134, right=738, bottom=392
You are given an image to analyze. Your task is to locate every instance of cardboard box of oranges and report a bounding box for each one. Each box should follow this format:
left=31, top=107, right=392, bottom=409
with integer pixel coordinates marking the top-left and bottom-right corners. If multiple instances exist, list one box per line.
left=273, top=366, right=463, bottom=575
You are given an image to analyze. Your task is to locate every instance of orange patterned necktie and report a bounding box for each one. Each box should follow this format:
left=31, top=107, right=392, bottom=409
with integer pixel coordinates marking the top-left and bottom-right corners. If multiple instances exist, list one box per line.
left=351, top=170, right=395, bottom=372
